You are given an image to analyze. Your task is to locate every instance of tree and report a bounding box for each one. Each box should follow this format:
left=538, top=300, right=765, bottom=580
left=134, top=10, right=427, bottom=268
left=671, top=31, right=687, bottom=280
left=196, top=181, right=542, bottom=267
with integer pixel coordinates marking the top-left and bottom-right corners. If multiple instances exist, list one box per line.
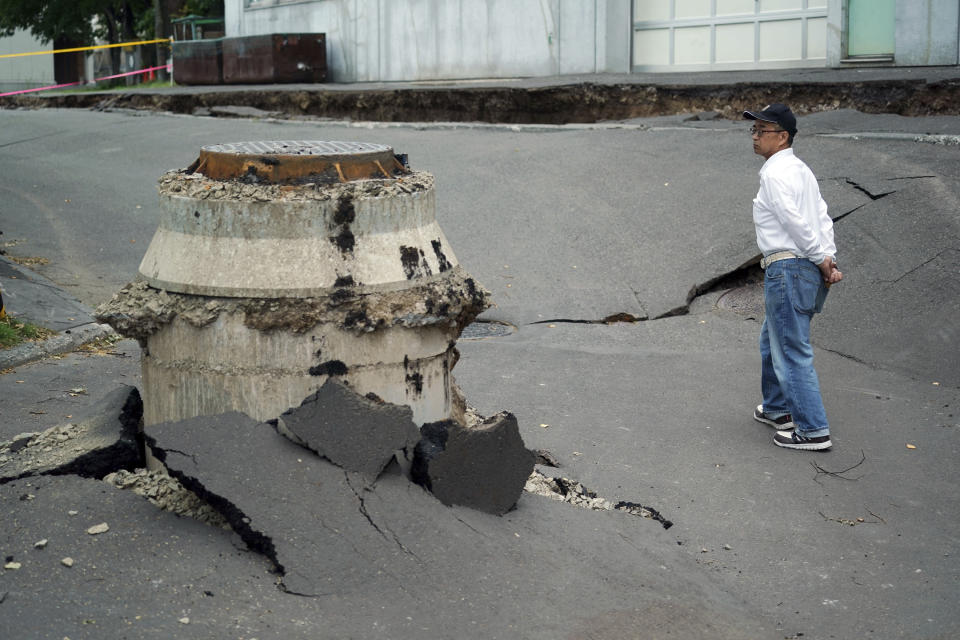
left=0, top=0, right=158, bottom=79
left=0, top=0, right=101, bottom=44
left=0, top=0, right=222, bottom=81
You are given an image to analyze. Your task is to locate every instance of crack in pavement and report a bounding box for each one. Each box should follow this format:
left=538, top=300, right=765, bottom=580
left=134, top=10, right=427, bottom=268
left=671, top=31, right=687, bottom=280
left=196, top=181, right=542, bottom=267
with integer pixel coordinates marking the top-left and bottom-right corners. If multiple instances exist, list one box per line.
left=454, top=515, right=489, bottom=538
left=0, top=131, right=64, bottom=150
left=844, top=178, right=895, bottom=200
left=816, top=345, right=874, bottom=366
left=831, top=202, right=868, bottom=224
left=343, top=471, right=422, bottom=563
left=525, top=469, right=673, bottom=529
left=820, top=132, right=960, bottom=145
left=652, top=175, right=914, bottom=318
left=146, top=447, right=284, bottom=578
left=876, top=248, right=958, bottom=285
left=530, top=312, right=646, bottom=326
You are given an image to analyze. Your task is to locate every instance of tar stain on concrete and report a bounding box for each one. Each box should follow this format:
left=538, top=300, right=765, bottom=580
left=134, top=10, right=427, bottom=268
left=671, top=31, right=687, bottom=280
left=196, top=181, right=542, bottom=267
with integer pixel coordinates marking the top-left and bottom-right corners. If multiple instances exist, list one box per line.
left=308, top=359, right=348, bottom=377
left=431, top=239, right=452, bottom=272
left=403, top=355, right=424, bottom=397
left=400, top=245, right=432, bottom=280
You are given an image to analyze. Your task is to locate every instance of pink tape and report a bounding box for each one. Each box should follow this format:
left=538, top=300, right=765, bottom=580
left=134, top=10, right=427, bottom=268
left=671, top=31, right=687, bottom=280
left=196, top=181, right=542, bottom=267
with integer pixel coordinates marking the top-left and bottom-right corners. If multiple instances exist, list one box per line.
left=0, top=64, right=172, bottom=98
left=93, top=64, right=171, bottom=83
left=0, top=81, right=82, bottom=97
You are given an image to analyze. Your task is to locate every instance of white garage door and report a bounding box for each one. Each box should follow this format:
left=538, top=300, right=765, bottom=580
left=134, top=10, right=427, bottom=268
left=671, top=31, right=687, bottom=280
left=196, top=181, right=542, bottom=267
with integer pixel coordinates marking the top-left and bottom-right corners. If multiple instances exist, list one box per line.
left=633, top=0, right=828, bottom=71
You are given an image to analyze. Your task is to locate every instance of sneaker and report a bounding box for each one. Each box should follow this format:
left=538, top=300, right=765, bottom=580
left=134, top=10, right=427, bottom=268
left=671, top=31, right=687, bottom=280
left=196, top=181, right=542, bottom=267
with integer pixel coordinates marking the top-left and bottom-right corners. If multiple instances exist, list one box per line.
left=773, top=429, right=832, bottom=451
left=754, top=405, right=794, bottom=430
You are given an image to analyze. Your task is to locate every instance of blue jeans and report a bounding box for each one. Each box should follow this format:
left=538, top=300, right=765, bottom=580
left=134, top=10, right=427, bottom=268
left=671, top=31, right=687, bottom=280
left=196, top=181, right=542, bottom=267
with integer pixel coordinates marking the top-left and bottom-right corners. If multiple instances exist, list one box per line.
left=759, top=258, right=830, bottom=437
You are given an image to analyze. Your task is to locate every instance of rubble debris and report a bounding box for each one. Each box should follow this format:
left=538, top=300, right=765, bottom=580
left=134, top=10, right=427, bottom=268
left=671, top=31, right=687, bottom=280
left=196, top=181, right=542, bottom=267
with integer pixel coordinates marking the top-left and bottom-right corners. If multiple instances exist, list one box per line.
left=0, top=386, right=143, bottom=484
left=95, top=267, right=489, bottom=344
left=525, top=470, right=609, bottom=510
left=157, top=167, right=433, bottom=203
left=103, top=468, right=230, bottom=529
left=525, top=469, right=673, bottom=529
left=277, top=379, right=421, bottom=482
left=411, top=412, right=535, bottom=515
left=60, top=557, right=74, bottom=567
left=7, top=433, right=37, bottom=453
left=86, top=523, right=109, bottom=535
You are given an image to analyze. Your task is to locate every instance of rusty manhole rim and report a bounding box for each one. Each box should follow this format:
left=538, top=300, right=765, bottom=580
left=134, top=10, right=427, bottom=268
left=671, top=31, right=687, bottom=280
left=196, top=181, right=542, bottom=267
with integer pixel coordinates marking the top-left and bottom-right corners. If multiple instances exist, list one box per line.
left=187, top=140, right=409, bottom=183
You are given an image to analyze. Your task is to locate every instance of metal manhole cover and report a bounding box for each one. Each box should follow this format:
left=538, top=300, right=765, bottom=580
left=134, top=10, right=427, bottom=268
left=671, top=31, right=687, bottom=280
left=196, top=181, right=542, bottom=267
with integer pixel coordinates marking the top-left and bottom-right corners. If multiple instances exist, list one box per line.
left=460, top=321, right=516, bottom=340
left=191, top=140, right=407, bottom=183
left=202, top=141, right=393, bottom=156
left=716, top=282, right=764, bottom=317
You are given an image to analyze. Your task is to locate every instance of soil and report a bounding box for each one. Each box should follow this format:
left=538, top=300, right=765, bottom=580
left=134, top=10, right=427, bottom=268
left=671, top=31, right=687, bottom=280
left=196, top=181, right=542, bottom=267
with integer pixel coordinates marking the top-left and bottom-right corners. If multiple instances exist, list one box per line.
left=3, top=80, right=960, bottom=122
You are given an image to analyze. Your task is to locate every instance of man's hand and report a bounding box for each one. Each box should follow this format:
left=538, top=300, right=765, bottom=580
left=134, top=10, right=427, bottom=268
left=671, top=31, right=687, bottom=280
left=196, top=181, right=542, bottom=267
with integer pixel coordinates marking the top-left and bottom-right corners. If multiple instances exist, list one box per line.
left=818, top=256, right=843, bottom=286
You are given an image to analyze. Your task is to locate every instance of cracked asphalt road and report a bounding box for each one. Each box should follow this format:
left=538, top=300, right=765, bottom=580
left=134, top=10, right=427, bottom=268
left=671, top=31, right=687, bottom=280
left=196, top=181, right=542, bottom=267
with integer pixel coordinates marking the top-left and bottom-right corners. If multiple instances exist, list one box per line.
left=1, top=106, right=958, bottom=639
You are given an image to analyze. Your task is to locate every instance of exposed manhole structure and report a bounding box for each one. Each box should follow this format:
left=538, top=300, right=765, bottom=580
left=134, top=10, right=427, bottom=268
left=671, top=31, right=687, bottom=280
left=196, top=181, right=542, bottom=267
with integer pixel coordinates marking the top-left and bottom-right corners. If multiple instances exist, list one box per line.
left=460, top=321, right=516, bottom=340
left=97, top=141, right=490, bottom=427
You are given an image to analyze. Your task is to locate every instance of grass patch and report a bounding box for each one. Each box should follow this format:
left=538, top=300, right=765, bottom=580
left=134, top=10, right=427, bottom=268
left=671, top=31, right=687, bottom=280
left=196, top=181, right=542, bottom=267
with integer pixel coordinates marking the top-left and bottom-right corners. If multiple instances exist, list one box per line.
left=0, top=315, right=56, bottom=349
left=61, top=78, right=177, bottom=94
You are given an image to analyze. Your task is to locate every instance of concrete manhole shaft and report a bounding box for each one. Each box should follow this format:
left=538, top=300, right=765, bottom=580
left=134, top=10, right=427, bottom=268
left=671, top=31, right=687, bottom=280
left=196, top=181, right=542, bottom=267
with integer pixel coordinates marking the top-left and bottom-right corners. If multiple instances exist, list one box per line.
left=98, top=141, right=490, bottom=428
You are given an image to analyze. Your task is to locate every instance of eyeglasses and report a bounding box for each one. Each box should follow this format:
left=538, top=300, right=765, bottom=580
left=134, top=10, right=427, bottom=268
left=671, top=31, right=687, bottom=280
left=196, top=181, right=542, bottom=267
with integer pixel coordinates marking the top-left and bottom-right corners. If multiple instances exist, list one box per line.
left=750, top=126, right=785, bottom=136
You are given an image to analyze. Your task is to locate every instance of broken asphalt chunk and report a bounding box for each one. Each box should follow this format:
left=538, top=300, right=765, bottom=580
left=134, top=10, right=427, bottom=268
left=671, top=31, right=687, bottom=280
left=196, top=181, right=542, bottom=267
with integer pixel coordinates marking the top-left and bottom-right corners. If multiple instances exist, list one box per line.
left=277, top=379, right=421, bottom=481
left=411, top=412, right=535, bottom=515
left=0, top=385, right=143, bottom=484
left=145, top=412, right=411, bottom=596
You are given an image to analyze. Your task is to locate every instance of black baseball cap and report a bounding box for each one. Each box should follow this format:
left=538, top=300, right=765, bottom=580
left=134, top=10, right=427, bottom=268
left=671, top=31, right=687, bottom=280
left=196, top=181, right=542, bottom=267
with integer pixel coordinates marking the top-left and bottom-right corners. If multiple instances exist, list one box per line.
left=743, top=103, right=797, bottom=136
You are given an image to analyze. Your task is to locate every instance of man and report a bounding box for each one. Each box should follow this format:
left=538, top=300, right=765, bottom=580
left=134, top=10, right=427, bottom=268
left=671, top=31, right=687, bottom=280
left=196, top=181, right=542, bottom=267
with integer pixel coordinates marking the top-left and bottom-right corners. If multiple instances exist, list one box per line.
left=745, top=103, right=842, bottom=451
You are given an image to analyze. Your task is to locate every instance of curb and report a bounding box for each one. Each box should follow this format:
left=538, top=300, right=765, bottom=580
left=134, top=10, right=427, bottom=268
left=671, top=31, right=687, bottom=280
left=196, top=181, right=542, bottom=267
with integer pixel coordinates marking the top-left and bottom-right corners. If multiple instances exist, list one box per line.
left=0, top=322, right=117, bottom=370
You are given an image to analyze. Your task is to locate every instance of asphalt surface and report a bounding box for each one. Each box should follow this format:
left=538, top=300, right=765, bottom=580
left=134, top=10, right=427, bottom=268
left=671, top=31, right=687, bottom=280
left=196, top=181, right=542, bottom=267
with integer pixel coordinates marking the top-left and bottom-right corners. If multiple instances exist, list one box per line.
left=1, top=70, right=959, bottom=639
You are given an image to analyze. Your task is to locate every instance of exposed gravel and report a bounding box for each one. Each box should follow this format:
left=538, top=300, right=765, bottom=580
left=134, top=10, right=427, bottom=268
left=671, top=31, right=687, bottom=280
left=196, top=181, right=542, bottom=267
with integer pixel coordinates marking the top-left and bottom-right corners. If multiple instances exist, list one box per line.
left=524, top=469, right=670, bottom=528
left=158, top=169, right=434, bottom=201
left=0, top=424, right=86, bottom=472
left=103, top=468, right=230, bottom=529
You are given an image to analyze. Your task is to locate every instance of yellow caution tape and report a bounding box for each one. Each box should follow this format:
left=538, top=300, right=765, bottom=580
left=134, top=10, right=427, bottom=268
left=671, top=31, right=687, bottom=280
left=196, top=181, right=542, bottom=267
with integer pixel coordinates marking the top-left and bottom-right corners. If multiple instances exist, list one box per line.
left=0, top=37, right=172, bottom=59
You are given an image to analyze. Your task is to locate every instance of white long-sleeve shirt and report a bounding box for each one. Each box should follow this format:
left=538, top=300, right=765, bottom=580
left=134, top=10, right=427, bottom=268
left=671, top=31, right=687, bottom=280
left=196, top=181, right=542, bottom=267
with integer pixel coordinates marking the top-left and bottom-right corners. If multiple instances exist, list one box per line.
left=753, top=148, right=836, bottom=265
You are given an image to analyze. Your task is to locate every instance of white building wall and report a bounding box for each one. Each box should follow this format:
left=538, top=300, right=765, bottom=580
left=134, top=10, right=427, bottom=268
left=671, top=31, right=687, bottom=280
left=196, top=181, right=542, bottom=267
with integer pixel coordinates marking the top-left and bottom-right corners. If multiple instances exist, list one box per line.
left=632, top=0, right=830, bottom=72
left=226, top=0, right=958, bottom=80
left=894, top=0, right=959, bottom=66
left=826, top=0, right=960, bottom=66
left=226, top=0, right=631, bottom=82
left=0, top=30, right=55, bottom=93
